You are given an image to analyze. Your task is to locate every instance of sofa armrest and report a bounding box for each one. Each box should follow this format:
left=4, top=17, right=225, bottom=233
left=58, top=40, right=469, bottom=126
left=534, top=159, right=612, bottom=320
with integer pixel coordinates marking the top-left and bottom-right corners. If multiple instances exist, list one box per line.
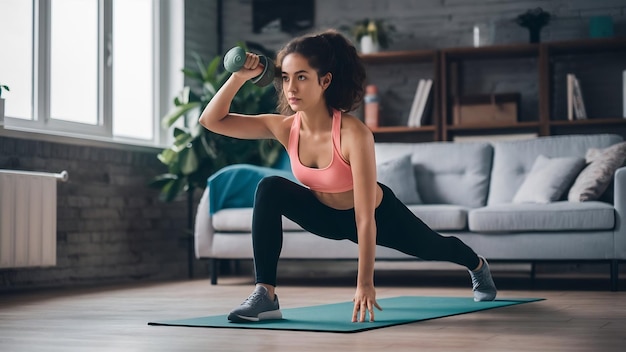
left=195, top=164, right=297, bottom=259
left=194, top=187, right=215, bottom=259
left=614, top=166, right=626, bottom=259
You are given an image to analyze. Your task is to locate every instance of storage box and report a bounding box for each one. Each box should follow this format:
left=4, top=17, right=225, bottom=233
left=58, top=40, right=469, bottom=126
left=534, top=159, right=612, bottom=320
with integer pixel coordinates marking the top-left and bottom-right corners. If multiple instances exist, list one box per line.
left=453, top=93, right=520, bottom=125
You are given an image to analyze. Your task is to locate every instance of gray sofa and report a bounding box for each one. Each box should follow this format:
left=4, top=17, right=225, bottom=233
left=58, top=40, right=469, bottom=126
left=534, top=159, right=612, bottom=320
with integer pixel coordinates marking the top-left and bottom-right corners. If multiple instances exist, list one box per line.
left=194, top=134, right=625, bottom=290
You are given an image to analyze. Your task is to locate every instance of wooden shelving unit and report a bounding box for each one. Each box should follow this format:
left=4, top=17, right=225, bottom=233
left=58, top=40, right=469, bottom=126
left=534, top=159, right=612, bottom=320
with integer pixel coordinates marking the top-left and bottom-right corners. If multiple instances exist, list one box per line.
left=446, top=121, right=541, bottom=131
left=361, top=49, right=440, bottom=142
left=370, top=125, right=436, bottom=133
left=549, top=118, right=626, bottom=127
left=544, top=37, right=626, bottom=136
left=362, top=37, right=626, bottom=142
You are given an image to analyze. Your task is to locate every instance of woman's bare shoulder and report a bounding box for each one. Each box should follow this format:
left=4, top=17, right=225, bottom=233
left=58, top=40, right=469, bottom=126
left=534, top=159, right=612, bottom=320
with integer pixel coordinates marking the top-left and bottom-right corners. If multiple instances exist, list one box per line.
left=339, top=112, right=375, bottom=163
left=258, top=113, right=294, bottom=146
left=340, top=113, right=374, bottom=141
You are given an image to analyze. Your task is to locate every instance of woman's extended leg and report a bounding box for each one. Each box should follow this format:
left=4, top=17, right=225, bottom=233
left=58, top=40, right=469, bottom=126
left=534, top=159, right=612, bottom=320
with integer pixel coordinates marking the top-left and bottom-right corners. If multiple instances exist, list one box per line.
left=374, top=183, right=497, bottom=301
left=374, top=184, right=480, bottom=269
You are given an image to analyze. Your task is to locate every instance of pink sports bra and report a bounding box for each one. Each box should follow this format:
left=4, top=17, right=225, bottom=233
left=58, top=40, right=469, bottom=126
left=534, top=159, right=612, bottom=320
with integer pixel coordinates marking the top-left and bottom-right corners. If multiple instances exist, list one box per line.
left=287, top=109, right=353, bottom=193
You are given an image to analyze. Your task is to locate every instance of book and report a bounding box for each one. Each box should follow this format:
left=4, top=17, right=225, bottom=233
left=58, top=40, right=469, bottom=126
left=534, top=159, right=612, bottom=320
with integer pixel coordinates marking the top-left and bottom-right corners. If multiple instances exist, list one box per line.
left=572, top=76, right=587, bottom=119
left=566, top=73, right=574, bottom=121
left=414, top=79, right=433, bottom=126
left=407, top=79, right=425, bottom=127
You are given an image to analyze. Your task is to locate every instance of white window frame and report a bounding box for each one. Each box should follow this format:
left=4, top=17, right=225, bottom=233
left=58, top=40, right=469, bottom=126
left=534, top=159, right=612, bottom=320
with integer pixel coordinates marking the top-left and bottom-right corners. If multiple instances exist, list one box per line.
left=2, top=0, right=184, bottom=148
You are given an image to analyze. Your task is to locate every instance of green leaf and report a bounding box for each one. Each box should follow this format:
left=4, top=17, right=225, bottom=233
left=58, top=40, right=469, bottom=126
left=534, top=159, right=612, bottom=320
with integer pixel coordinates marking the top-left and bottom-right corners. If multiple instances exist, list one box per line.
left=172, top=132, right=194, bottom=151
left=161, top=102, right=200, bottom=128
left=148, top=173, right=178, bottom=189
left=206, top=56, right=222, bottom=80
left=179, top=86, right=191, bottom=105
left=200, top=132, right=215, bottom=158
left=160, top=176, right=187, bottom=202
left=179, top=146, right=199, bottom=175
left=192, top=53, right=207, bottom=78
left=191, top=121, right=205, bottom=138
left=203, top=81, right=218, bottom=97
left=173, top=127, right=188, bottom=138
left=182, top=68, right=203, bottom=81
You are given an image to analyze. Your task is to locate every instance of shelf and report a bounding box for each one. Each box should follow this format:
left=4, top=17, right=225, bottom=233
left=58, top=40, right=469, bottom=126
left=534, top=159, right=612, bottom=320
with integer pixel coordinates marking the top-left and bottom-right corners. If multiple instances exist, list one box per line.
left=361, top=49, right=436, bottom=64
left=547, top=37, right=626, bottom=55
left=443, top=43, right=539, bottom=60
left=370, top=125, right=436, bottom=133
left=550, top=118, right=626, bottom=126
left=446, top=121, right=541, bottom=131
left=362, top=37, right=626, bottom=142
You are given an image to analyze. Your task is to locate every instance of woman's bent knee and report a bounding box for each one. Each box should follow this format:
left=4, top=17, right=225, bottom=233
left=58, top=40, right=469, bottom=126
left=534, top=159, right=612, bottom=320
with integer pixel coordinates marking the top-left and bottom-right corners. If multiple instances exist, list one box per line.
left=255, top=176, right=292, bottom=206
left=257, top=175, right=288, bottom=193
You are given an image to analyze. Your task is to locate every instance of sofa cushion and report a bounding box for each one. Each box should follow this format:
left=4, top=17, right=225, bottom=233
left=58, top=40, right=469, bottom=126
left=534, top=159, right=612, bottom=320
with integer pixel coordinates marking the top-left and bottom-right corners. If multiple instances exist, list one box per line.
left=213, top=208, right=303, bottom=232
left=512, top=155, right=585, bottom=204
left=406, top=204, right=469, bottom=230
left=375, top=142, right=493, bottom=208
left=487, top=134, right=623, bottom=205
left=568, top=141, right=626, bottom=202
left=377, top=154, right=422, bottom=204
left=468, top=201, right=615, bottom=232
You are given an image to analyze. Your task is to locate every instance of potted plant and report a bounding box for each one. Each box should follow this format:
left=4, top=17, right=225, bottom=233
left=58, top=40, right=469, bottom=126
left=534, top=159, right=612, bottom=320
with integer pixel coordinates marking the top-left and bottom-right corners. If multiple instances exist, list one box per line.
left=516, top=7, right=552, bottom=43
left=149, top=47, right=283, bottom=277
left=345, top=19, right=396, bottom=54
left=0, top=84, right=9, bottom=125
left=151, top=48, right=282, bottom=202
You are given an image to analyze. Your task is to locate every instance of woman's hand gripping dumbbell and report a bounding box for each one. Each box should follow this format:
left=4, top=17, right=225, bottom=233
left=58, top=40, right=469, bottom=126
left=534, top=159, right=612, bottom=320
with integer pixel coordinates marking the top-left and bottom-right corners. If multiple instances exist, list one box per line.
left=223, top=46, right=276, bottom=87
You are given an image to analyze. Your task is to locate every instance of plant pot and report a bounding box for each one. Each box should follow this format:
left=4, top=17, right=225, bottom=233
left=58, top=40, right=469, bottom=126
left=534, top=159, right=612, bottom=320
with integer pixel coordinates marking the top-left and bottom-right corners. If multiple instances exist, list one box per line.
left=528, top=27, right=542, bottom=43
left=360, top=35, right=379, bottom=54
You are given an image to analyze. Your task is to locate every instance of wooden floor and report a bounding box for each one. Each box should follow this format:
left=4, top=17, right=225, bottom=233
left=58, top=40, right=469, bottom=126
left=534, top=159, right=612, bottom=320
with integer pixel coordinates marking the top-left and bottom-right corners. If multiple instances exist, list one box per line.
left=0, top=271, right=624, bottom=352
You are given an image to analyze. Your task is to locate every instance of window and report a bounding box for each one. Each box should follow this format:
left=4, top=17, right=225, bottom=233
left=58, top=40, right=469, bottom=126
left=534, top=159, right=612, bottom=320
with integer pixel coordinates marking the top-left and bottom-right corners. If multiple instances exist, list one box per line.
left=0, top=0, right=183, bottom=146
left=0, top=0, right=33, bottom=120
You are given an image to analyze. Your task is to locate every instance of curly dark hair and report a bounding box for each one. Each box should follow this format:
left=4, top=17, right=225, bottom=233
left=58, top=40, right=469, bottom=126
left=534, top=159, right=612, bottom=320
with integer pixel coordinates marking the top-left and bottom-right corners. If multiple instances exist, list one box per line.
left=274, top=29, right=367, bottom=115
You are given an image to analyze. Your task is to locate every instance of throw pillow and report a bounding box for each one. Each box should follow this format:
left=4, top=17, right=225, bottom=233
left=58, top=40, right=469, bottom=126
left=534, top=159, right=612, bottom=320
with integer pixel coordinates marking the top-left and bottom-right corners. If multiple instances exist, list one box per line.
left=377, top=154, right=422, bottom=204
left=512, top=155, right=586, bottom=204
left=568, top=141, right=626, bottom=202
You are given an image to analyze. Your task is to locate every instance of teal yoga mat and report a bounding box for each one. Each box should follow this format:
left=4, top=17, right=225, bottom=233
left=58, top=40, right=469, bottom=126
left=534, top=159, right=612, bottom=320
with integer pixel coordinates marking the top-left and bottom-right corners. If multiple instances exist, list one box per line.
left=148, top=296, right=543, bottom=333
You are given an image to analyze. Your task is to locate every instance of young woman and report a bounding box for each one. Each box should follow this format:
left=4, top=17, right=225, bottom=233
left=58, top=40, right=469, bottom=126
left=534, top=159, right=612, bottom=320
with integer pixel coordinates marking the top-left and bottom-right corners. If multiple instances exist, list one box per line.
left=198, top=29, right=497, bottom=323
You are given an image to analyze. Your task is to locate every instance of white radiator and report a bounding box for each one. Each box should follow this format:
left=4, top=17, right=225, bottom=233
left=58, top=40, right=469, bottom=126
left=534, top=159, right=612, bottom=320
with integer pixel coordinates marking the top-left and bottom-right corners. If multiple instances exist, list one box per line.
left=0, top=170, right=68, bottom=268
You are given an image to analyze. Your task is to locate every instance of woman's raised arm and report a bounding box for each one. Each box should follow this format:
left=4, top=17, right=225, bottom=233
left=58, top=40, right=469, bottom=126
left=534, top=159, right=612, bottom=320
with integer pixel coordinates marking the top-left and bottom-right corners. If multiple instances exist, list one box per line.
left=198, top=53, right=280, bottom=141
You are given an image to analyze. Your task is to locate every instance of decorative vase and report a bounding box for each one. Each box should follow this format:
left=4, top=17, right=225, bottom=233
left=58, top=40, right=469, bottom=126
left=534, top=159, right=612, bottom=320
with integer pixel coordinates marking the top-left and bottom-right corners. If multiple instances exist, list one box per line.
left=516, top=8, right=551, bottom=44
left=360, top=35, right=379, bottom=54
left=529, top=27, right=542, bottom=43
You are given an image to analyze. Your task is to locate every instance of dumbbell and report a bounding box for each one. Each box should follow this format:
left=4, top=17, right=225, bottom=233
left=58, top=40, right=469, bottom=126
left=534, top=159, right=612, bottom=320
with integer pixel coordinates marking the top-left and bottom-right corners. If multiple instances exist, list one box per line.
left=223, top=46, right=275, bottom=87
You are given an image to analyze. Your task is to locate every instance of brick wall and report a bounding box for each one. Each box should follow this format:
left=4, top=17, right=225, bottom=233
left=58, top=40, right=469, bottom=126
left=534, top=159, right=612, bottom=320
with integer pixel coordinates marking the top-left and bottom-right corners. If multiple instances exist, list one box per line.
left=220, top=0, right=625, bottom=52
left=0, top=136, right=207, bottom=291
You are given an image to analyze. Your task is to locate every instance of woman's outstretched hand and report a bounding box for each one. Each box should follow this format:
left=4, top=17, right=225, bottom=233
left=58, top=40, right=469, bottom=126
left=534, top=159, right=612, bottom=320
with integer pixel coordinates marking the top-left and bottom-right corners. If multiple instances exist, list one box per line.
left=352, top=284, right=383, bottom=322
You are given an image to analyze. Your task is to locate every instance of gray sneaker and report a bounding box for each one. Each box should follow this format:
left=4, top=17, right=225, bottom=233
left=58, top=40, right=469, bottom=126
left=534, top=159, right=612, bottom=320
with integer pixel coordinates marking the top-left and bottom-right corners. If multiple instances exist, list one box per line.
left=469, top=256, right=497, bottom=302
left=227, top=285, right=282, bottom=322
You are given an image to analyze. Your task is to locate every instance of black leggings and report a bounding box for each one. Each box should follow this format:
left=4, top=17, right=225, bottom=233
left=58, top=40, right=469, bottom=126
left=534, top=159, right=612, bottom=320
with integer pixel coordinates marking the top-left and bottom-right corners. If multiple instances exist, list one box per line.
left=252, top=176, right=480, bottom=286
